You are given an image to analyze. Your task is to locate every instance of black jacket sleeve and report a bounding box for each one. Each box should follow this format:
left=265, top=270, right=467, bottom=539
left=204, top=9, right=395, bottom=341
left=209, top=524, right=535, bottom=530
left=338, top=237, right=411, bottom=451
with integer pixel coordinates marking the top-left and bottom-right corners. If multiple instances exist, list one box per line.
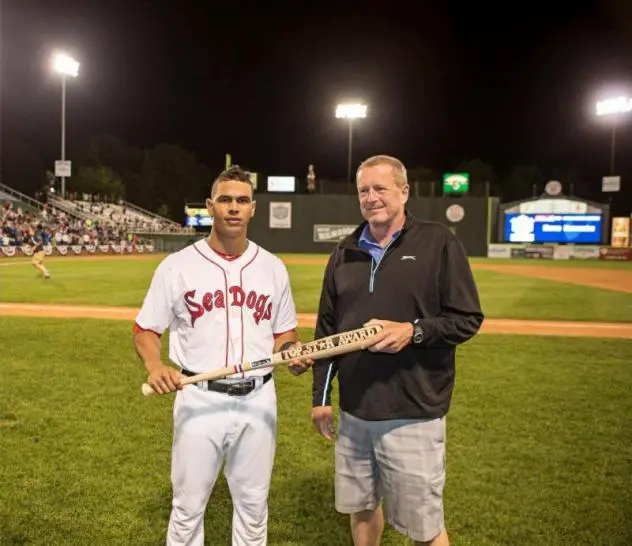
left=311, top=247, right=340, bottom=407
left=419, top=233, right=484, bottom=347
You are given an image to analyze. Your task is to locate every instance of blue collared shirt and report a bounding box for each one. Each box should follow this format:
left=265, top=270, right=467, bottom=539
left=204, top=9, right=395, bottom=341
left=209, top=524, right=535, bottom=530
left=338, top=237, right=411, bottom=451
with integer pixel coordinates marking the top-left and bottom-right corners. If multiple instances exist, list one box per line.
left=357, top=224, right=401, bottom=263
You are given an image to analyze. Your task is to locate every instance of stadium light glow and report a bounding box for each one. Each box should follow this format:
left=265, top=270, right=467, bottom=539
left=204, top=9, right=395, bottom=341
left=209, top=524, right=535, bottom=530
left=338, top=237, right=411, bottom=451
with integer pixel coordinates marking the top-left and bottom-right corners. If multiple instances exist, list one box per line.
left=335, top=103, right=368, bottom=184
left=52, top=52, right=79, bottom=78
left=50, top=51, right=80, bottom=199
left=595, top=95, right=632, bottom=116
left=335, top=103, right=368, bottom=119
left=593, top=93, right=631, bottom=175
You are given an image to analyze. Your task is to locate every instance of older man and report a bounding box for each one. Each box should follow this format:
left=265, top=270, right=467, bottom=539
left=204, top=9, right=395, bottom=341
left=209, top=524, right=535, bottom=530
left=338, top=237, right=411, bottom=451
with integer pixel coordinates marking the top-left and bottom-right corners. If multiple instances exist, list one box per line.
left=311, top=155, right=484, bottom=546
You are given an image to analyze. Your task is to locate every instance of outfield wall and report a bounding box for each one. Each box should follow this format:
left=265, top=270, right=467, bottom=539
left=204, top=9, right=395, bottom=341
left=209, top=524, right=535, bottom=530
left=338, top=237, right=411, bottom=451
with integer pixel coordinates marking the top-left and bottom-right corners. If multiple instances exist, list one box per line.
left=1, top=197, right=493, bottom=257
left=0, top=192, right=495, bottom=257
left=219, top=195, right=494, bottom=257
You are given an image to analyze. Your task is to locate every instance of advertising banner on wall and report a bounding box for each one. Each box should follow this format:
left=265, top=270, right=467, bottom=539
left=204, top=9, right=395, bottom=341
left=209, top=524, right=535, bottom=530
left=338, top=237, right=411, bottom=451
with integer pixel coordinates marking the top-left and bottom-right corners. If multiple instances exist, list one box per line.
left=486, top=244, right=512, bottom=258
left=0, top=243, right=155, bottom=257
left=611, top=217, right=630, bottom=248
left=553, top=246, right=571, bottom=260
left=269, top=202, right=292, bottom=229
left=568, top=245, right=600, bottom=259
left=599, top=247, right=632, bottom=261
left=313, top=224, right=357, bottom=243
left=524, top=245, right=555, bottom=259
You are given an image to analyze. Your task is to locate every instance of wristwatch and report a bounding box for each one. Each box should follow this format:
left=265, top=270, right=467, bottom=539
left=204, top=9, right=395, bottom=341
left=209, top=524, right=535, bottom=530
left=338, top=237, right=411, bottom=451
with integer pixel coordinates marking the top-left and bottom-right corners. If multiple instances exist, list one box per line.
left=411, top=319, right=424, bottom=346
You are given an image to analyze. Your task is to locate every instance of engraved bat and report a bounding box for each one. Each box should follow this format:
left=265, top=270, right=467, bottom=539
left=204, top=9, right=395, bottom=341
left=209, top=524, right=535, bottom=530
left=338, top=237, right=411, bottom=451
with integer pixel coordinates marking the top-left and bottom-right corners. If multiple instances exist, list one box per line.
left=141, top=324, right=383, bottom=397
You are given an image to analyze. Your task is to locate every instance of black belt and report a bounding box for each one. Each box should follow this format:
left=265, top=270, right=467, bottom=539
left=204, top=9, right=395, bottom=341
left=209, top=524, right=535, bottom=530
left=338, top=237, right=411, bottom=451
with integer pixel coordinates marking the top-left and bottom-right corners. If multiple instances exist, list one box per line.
left=181, top=369, right=272, bottom=396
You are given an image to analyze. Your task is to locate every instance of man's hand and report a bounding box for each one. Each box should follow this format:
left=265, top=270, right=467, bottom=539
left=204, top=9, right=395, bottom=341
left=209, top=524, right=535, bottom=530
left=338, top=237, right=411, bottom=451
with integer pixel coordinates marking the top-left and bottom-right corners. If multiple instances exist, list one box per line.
left=363, top=319, right=414, bottom=354
left=146, top=361, right=183, bottom=394
left=286, top=341, right=313, bottom=376
left=312, top=406, right=336, bottom=440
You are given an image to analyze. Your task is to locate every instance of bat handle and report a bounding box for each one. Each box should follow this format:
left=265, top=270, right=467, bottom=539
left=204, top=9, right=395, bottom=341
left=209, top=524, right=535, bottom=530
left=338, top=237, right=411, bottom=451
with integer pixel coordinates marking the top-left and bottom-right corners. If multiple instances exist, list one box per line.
left=141, top=383, right=156, bottom=397
left=140, top=375, right=199, bottom=397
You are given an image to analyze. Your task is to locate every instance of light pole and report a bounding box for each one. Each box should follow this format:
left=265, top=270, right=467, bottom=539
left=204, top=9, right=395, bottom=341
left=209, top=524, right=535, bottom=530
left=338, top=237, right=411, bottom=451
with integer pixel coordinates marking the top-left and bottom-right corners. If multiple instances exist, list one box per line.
left=52, top=52, right=79, bottom=199
left=335, top=103, right=367, bottom=187
left=595, top=95, right=632, bottom=174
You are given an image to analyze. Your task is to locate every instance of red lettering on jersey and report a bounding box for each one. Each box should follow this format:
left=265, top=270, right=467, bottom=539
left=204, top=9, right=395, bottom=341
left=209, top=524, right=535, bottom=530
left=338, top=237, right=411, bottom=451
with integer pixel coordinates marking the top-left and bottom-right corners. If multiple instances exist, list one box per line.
left=253, top=294, right=269, bottom=324
left=202, top=292, right=213, bottom=312
left=214, top=290, right=225, bottom=308
left=184, top=287, right=273, bottom=326
left=263, top=302, right=272, bottom=321
left=229, top=286, right=245, bottom=306
left=184, top=290, right=204, bottom=327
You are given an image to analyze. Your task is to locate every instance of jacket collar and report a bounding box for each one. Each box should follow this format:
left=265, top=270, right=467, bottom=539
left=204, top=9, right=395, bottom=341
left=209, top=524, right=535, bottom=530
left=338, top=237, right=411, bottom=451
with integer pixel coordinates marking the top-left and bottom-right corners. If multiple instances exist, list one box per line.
left=340, top=209, right=415, bottom=250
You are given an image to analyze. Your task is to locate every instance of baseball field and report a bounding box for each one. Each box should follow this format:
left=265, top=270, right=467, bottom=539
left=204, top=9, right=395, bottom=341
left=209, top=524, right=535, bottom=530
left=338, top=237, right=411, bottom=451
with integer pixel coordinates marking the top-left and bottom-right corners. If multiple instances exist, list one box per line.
left=1, top=254, right=631, bottom=545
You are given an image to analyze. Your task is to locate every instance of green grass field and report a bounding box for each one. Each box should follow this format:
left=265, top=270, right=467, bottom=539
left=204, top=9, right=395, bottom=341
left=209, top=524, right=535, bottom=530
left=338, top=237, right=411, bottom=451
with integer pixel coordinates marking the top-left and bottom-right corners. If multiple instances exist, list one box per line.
left=1, top=255, right=632, bottom=545
left=2, top=255, right=632, bottom=322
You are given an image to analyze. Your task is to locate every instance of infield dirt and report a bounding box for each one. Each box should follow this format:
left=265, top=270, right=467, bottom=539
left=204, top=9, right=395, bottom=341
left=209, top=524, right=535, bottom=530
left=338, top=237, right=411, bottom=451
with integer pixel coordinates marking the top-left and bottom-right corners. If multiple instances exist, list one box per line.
left=1, top=254, right=630, bottom=337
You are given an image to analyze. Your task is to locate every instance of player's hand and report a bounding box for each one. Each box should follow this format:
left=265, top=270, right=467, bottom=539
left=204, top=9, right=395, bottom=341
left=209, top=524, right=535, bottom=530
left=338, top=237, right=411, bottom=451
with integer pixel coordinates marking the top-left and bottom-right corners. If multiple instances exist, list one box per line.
left=363, top=319, right=414, bottom=354
left=312, top=406, right=336, bottom=440
left=286, top=341, right=313, bottom=376
left=145, top=361, right=183, bottom=394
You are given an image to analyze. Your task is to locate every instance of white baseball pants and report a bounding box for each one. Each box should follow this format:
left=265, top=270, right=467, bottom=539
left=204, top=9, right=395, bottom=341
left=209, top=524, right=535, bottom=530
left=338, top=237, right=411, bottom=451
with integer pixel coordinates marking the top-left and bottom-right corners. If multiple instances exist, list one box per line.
left=166, top=378, right=277, bottom=546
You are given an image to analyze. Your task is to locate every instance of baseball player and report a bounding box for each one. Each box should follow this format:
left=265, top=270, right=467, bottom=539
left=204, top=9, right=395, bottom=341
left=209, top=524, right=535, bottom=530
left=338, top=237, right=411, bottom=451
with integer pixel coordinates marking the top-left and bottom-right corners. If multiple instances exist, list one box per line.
left=29, top=225, right=50, bottom=279
left=133, top=165, right=310, bottom=546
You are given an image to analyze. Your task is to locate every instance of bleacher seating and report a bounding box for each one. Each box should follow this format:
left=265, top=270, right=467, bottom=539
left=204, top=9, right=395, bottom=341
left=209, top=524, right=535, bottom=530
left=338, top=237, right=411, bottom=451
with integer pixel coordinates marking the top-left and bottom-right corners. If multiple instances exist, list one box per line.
left=50, top=194, right=191, bottom=234
left=1, top=182, right=193, bottom=249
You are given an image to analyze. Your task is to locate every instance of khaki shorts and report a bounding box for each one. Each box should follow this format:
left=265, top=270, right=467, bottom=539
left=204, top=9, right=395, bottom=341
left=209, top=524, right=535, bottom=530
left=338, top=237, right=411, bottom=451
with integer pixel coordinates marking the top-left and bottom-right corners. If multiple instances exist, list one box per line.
left=32, top=251, right=45, bottom=264
left=335, top=411, right=446, bottom=543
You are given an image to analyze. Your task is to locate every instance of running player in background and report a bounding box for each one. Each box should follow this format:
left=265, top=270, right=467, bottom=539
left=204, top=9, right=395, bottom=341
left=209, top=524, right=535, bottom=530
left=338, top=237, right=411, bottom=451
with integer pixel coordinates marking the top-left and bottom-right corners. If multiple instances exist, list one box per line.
left=30, top=224, right=50, bottom=279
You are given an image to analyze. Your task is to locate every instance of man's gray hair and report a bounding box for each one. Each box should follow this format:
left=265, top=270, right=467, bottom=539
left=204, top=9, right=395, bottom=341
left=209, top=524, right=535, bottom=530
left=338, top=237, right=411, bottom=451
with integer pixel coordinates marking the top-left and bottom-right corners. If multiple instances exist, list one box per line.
left=356, top=155, right=408, bottom=187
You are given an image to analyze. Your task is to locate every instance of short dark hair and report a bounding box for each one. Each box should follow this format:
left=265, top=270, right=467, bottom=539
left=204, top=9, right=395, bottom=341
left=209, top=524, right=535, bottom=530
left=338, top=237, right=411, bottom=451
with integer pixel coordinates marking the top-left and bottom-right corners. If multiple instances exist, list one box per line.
left=211, top=165, right=253, bottom=197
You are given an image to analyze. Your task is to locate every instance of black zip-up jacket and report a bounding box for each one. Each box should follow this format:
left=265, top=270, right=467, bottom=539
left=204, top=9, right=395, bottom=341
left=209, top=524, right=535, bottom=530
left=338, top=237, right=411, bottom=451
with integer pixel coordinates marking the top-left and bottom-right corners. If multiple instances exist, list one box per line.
left=311, top=211, right=484, bottom=421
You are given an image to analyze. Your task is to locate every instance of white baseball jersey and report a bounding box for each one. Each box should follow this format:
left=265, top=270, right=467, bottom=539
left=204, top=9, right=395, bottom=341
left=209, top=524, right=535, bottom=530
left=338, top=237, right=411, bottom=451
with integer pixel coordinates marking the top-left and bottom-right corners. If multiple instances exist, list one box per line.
left=135, top=239, right=298, bottom=377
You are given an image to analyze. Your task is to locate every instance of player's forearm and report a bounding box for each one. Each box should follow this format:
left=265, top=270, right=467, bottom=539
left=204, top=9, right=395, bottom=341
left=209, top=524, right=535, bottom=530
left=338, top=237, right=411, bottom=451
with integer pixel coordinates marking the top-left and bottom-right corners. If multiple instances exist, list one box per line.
left=273, top=330, right=299, bottom=353
left=133, top=331, right=163, bottom=373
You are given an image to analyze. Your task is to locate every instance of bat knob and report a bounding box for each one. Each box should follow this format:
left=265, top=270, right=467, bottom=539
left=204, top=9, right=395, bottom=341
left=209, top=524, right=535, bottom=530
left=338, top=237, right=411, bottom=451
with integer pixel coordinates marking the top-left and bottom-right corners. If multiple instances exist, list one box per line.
left=141, top=383, right=155, bottom=397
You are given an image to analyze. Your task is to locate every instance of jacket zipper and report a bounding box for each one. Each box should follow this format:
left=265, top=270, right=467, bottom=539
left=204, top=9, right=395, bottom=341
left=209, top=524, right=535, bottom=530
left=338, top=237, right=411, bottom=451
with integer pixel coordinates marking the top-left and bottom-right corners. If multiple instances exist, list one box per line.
left=368, top=236, right=398, bottom=293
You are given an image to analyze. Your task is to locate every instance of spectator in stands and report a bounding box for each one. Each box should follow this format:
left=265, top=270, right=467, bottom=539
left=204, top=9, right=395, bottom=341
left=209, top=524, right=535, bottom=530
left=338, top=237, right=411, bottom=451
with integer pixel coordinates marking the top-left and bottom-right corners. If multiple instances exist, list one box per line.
left=0, top=188, right=195, bottom=254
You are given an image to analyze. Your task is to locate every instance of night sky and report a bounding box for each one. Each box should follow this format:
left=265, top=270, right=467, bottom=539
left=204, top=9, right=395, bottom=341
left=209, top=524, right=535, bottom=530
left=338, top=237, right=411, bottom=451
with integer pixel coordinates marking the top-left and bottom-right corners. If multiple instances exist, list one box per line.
left=2, top=0, right=632, bottom=205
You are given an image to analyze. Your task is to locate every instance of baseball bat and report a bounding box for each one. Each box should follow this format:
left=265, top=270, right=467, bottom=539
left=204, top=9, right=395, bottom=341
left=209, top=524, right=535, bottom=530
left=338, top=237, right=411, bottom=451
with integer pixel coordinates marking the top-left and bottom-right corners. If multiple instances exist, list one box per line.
left=141, top=323, right=383, bottom=397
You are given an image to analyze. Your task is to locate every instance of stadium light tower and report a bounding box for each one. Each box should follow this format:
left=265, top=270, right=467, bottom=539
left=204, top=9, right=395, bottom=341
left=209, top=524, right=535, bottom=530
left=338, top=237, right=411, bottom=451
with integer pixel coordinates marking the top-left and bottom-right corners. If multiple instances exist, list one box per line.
left=335, top=103, right=368, bottom=185
left=595, top=94, right=632, bottom=174
left=51, top=52, right=80, bottom=199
